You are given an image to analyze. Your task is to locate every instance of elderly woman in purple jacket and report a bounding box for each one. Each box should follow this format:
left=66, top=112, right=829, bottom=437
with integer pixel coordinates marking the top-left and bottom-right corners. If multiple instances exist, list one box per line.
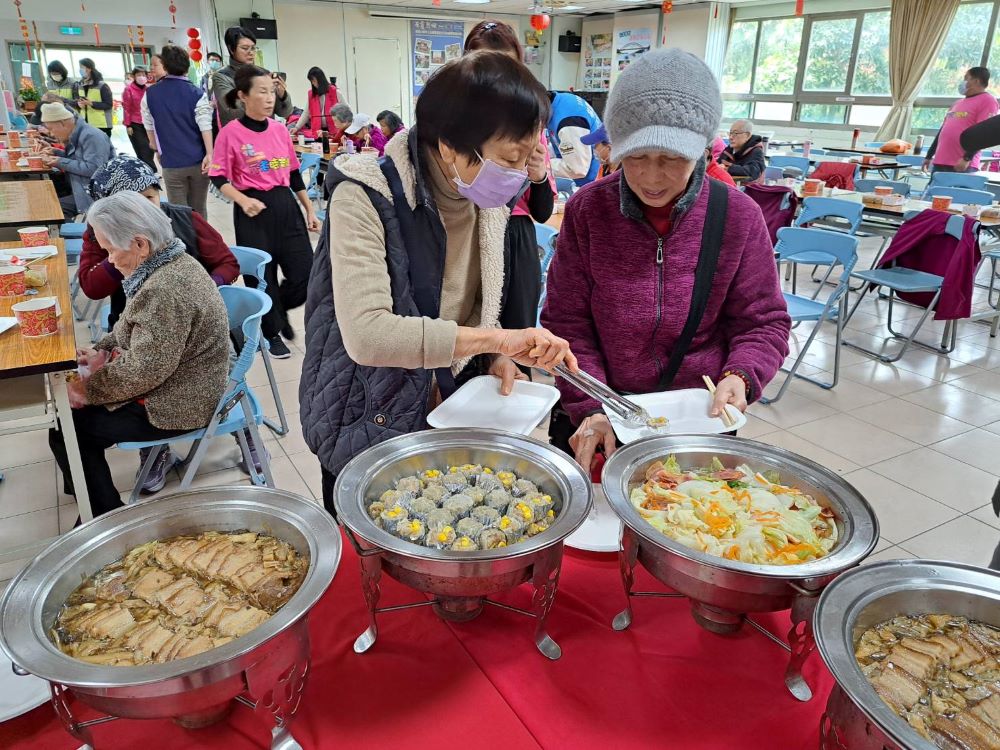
left=542, top=49, right=791, bottom=472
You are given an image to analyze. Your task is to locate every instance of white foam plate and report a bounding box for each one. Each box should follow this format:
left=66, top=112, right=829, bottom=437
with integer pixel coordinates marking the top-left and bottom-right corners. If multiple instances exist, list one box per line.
left=0, top=317, right=15, bottom=335
left=564, top=483, right=621, bottom=553
left=603, top=388, right=747, bottom=444
left=427, top=375, right=559, bottom=435
left=0, top=649, right=49, bottom=722
left=0, top=245, right=57, bottom=264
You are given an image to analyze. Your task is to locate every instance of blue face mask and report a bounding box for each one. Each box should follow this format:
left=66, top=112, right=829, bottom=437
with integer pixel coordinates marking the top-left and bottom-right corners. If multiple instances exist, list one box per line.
left=79, top=68, right=88, bottom=78
left=958, top=79, right=969, bottom=95
left=209, top=60, right=222, bottom=71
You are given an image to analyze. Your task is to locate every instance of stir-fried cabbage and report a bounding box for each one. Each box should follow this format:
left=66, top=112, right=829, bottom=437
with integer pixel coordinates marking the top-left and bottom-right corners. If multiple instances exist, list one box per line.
left=630, top=456, right=838, bottom=565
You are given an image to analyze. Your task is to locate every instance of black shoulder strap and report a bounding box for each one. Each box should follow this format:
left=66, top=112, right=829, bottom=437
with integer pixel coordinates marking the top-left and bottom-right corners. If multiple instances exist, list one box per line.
left=658, top=178, right=728, bottom=390
left=379, top=158, right=458, bottom=398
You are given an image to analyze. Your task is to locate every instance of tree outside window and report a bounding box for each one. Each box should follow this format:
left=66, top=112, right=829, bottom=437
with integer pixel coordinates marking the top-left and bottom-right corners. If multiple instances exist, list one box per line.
left=803, top=18, right=857, bottom=92
left=919, top=3, right=992, bottom=98
left=752, top=18, right=804, bottom=95
left=852, top=11, right=890, bottom=96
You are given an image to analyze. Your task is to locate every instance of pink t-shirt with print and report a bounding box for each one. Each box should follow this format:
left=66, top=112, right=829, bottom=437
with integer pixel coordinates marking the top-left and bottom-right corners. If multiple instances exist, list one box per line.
left=209, top=118, right=301, bottom=191
left=933, top=91, right=999, bottom=169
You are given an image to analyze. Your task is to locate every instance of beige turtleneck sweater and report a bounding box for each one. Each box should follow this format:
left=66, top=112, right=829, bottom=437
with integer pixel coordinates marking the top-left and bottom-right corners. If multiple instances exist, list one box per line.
left=328, top=149, right=483, bottom=370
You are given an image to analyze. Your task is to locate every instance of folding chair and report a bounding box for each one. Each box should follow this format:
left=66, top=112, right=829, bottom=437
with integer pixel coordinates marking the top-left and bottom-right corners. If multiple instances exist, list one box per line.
left=119, top=286, right=275, bottom=504
left=555, top=177, right=576, bottom=199
left=925, top=172, right=989, bottom=193
left=762, top=166, right=784, bottom=182
left=844, top=213, right=974, bottom=362
left=769, top=155, right=811, bottom=178
left=299, top=152, right=324, bottom=205
left=788, top=197, right=863, bottom=296
left=761, top=228, right=858, bottom=404
left=230, top=245, right=289, bottom=436
left=793, top=147, right=827, bottom=156
left=854, top=178, right=911, bottom=196
left=922, top=186, right=994, bottom=206
left=535, top=223, right=559, bottom=326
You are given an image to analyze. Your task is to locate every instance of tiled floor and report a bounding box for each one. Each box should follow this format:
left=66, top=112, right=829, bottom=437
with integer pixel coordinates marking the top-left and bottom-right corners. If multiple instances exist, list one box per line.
left=2, top=191, right=999, bottom=588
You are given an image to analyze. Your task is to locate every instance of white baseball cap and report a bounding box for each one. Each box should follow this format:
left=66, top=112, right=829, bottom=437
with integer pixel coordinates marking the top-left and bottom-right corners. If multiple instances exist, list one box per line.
left=345, top=113, right=371, bottom=135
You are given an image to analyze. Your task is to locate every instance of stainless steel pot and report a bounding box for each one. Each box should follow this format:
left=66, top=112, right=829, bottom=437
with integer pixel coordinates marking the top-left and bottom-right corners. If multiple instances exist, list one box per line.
left=335, top=428, right=591, bottom=660
left=814, top=560, right=1000, bottom=750
left=0, top=487, right=341, bottom=750
left=601, top=434, right=878, bottom=700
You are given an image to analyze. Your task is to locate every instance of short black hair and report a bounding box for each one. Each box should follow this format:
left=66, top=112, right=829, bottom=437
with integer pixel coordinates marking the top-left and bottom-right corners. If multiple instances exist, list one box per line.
left=417, top=51, right=548, bottom=160
left=207, top=52, right=223, bottom=61
left=224, top=26, right=257, bottom=56
left=378, top=110, right=404, bottom=133
left=78, top=58, right=102, bottom=82
left=307, top=66, right=330, bottom=96
left=159, top=44, right=190, bottom=76
left=47, top=61, right=68, bottom=78
left=131, top=66, right=148, bottom=77
left=968, top=66, right=991, bottom=87
left=225, top=64, right=271, bottom=109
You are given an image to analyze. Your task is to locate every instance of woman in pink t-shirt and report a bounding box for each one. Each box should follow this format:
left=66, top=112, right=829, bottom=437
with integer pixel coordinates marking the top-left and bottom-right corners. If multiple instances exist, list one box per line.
left=210, top=65, right=320, bottom=358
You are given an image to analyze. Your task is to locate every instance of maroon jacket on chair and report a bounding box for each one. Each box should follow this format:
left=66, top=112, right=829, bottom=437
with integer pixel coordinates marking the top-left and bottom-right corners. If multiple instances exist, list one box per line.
left=743, top=183, right=800, bottom=247
left=541, top=165, right=791, bottom=425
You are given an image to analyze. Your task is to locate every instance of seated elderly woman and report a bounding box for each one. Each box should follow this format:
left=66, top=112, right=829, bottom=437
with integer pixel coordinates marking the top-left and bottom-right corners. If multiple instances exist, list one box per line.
left=49, top=191, right=230, bottom=519
left=542, top=49, right=791, bottom=472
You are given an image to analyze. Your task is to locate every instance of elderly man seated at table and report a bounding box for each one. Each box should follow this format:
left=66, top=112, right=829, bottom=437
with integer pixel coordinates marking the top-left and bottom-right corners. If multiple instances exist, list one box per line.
left=718, top=119, right=766, bottom=182
left=49, top=191, right=230, bottom=520
left=37, top=101, right=113, bottom=219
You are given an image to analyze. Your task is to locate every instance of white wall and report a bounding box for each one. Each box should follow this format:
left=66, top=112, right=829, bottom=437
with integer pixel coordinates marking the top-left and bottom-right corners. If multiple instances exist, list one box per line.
left=548, top=17, right=583, bottom=91
left=661, top=4, right=710, bottom=59
left=213, top=0, right=280, bottom=70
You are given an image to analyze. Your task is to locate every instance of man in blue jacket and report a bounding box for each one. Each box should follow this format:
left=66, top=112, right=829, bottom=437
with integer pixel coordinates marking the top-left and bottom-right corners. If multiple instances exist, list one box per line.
left=38, top=102, right=113, bottom=218
left=548, top=91, right=603, bottom=186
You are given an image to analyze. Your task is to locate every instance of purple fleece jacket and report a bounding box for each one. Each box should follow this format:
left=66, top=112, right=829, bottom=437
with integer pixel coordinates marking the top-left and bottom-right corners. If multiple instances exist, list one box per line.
left=542, top=167, right=791, bottom=425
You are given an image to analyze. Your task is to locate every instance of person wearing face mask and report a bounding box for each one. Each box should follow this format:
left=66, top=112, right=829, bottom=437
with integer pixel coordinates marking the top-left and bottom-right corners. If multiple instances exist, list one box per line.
left=72, top=58, right=114, bottom=137
left=209, top=65, right=319, bottom=360
left=542, top=49, right=790, bottom=473
left=122, top=67, right=155, bottom=169
left=200, top=51, right=223, bottom=97
left=717, top=119, right=765, bottom=182
left=212, top=27, right=293, bottom=132
left=924, top=67, right=998, bottom=174
left=44, top=61, right=77, bottom=110
left=300, top=51, right=578, bottom=516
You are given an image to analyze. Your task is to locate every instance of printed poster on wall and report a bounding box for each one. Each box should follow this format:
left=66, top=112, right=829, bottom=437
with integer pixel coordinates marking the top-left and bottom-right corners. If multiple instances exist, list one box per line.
left=581, top=32, right=612, bottom=91
left=615, top=27, right=653, bottom=72
left=411, top=20, right=464, bottom=96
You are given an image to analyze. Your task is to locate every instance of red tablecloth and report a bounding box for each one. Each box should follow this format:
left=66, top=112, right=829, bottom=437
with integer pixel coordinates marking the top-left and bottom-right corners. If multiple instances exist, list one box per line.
left=1, top=534, right=834, bottom=749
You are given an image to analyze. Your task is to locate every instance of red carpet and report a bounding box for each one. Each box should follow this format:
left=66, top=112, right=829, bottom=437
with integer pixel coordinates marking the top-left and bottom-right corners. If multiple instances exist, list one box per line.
left=0, top=532, right=833, bottom=749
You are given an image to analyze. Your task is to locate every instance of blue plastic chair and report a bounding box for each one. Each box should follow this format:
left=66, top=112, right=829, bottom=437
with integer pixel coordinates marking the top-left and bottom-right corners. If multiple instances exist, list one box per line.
left=230, top=245, right=288, bottom=437
left=555, top=177, right=576, bottom=198
left=769, top=155, right=811, bottom=178
left=119, top=286, right=274, bottom=503
left=60, top=222, right=86, bottom=239
left=788, top=197, right=863, bottom=296
left=793, top=147, right=827, bottom=156
left=762, top=227, right=859, bottom=404
left=844, top=213, right=974, bottom=362
left=925, top=172, right=989, bottom=193
left=854, top=178, right=911, bottom=197
left=762, top=166, right=784, bottom=182
left=298, top=152, right=324, bottom=203
left=535, top=223, right=559, bottom=326
left=923, top=186, right=995, bottom=206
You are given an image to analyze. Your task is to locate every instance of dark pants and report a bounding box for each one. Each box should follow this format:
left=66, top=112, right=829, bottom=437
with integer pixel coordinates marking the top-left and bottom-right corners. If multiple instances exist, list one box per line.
left=234, top=188, right=313, bottom=339
left=321, top=465, right=337, bottom=518
left=49, top=402, right=188, bottom=518
left=127, top=124, right=156, bottom=169
left=930, top=164, right=977, bottom=174
left=500, top=215, right=543, bottom=330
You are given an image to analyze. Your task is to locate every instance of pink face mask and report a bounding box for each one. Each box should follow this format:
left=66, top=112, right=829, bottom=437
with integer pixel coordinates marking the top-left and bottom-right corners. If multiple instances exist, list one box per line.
left=451, top=152, right=528, bottom=209
left=135, top=76, right=148, bottom=86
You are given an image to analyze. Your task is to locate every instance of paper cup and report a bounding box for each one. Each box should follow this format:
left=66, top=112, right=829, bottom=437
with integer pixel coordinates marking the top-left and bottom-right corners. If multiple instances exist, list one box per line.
left=7, top=149, right=23, bottom=162
left=18, top=226, right=48, bottom=247
left=862, top=154, right=873, bottom=164
left=12, top=297, right=58, bottom=337
left=874, top=186, right=892, bottom=196
left=360, top=147, right=378, bottom=156
left=26, top=155, right=44, bottom=170
left=0, top=265, right=26, bottom=296
left=803, top=178, right=823, bottom=194
left=8, top=132, right=21, bottom=148
left=963, top=203, right=981, bottom=217
left=932, top=196, right=953, bottom=211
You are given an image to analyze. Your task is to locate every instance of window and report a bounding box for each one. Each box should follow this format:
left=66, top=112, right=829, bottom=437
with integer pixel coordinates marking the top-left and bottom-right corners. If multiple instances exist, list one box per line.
left=800, top=103, right=846, bottom=124
left=802, top=18, right=857, bottom=92
left=852, top=11, right=890, bottom=96
left=753, top=18, right=804, bottom=95
left=722, top=100, right=751, bottom=120
left=911, top=106, right=949, bottom=131
left=754, top=101, right=794, bottom=121
left=919, top=2, right=992, bottom=98
left=849, top=105, right=892, bottom=127
left=722, top=22, right=756, bottom=94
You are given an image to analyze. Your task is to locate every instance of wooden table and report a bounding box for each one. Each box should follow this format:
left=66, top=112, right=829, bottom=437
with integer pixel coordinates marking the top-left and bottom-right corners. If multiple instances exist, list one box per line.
left=0, top=161, right=52, bottom=179
left=796, top=187, right=1000, bottom=226
left=0, top=180, right=62, bottom=227
left=0, top=237, right=92, bottom=549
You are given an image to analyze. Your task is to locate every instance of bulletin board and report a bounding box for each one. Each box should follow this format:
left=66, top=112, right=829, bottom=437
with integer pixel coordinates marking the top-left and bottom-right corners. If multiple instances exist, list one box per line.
left=410, top=20, right=464, bottom=96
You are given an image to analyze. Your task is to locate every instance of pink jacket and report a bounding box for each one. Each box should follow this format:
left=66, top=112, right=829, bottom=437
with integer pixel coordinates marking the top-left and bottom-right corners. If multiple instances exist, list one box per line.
left=121, top=81, right=146, bottom=126
left=542, top=168, right=791, bottom=424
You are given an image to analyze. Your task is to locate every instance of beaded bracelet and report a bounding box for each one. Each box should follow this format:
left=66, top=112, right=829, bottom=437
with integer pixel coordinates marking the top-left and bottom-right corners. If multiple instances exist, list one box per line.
left=722, top=369, right=752, bottom=398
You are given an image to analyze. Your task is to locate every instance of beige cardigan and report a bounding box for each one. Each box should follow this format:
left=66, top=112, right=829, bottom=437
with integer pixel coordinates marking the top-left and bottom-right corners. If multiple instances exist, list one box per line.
left=87, top=251, right=231, bottom=430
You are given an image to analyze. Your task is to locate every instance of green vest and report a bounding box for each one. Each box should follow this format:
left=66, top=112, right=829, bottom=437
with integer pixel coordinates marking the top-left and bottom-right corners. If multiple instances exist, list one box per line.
left=46, top=83, right=74, bottom=101
left=78, top=83, right=111, bottom=129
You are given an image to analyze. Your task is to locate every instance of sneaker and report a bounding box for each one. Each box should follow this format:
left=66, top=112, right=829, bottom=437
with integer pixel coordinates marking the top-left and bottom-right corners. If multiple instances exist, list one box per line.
left=137, top=447, right=176, bottom=495
left=280, top=322, right=296, bottom=341
left=268, top=336, right=291, bottom=359
left=237, top=430, right=269, bottom=475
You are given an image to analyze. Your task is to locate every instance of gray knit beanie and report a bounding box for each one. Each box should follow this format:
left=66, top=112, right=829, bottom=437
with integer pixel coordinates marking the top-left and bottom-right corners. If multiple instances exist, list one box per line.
left=605, top=48, right=722, bottom=163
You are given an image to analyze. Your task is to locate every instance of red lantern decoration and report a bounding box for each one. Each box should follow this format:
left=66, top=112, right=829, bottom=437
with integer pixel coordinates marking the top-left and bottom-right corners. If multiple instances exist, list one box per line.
left=794, top=0, right=804, bottom=15
left=186, top=27, right=199, bottom=38
left=168, top=3, right=177, bottom=28
left=661, top=0, right=673, bottom=13
left=530, top=13, right=550, bottom=32
left=94, top=23, right=101, bottom=47
left=190, top=50, right=203, bottom=62
left=189, top=38, right=201, bottom=50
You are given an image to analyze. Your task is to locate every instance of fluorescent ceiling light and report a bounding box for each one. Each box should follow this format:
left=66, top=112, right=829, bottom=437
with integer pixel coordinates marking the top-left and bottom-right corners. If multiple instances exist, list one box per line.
left=560, top=5, right=584, bottom=9
left=455, top=0, right=490, bottom=4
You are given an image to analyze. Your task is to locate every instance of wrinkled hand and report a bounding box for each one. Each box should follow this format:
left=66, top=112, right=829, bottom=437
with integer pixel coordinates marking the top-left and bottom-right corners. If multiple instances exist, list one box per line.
left=40, top=154, right=60, bottom=168
left=305, top=211, right=321, bottom=232
left=710, top=374, right=748, bottom=420
left=201, top=154, right=211, bottom=175
left=496, top=327, right=577, bottom=372
left=76, top=347, right=108, bottom=374
left=568, top=414, right=617, bottom=474
left=527, top=140, right=548, bottom=183
left=488, top=355, right=529, bottom=396
left=955, top=158, right=971, bottom=173
left=240, top=198, right=267, bottom=218
left=66, top=377, right=89, bottom=409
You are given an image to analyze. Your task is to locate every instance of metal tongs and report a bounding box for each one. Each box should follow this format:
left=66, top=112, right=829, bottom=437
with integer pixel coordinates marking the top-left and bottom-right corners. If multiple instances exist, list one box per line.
left=554, top=364, right=669, bottom=431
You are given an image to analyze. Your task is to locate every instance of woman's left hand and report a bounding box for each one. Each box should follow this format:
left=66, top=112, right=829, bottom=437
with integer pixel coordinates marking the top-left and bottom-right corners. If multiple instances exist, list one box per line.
left=66, top=377, right=89, bottom=409
left=488, top=355, right=528, bottom=396
left=710, top=373, right=748, bottom=418
left=305, top=211, right=321, bottom=232
left=201, top=154, right=212, bottom=175
left=527, top=140, right=548, bottom=183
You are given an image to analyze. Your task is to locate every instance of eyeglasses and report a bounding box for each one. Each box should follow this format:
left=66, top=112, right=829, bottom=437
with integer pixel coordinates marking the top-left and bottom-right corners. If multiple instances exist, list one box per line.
left=237, top=44, right=257, bottom=53
left=728, top=130, right=748, bottom=137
